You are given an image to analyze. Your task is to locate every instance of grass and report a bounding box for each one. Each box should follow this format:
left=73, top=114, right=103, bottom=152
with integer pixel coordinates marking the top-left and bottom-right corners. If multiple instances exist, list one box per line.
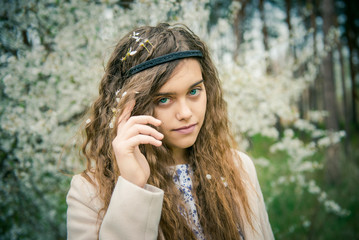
left=248, top=133, right=359, bottom=239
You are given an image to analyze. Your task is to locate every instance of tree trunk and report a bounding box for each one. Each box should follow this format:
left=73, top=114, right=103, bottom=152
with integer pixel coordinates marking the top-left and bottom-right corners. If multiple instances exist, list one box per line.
left=308, top=0, right=321, bottom=111
left=259, top=0, right=272, bottom=74
left=344, top=0, right=358, bottom=129
left=310, top=0, right=318, bottom=58
left=233, top=0, right=248, bottom=61
left=334, top=16, right=351, bottom=158
left=322, top=0, right=340, bottom=184
left=285, top=0, right=297, bottom=59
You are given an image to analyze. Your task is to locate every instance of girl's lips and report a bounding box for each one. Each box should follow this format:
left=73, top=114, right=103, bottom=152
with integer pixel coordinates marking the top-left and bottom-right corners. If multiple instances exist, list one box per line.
left=173, top=123, right=197, bottom=134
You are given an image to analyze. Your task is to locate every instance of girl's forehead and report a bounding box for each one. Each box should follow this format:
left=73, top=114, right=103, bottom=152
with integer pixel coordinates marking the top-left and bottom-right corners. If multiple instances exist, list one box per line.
left=157, top=59, right=203, bottom=92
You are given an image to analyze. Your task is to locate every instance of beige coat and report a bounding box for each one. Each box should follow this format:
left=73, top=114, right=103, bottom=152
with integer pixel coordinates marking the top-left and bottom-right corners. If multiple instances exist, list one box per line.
left=66, top=152, right=274, bottom=240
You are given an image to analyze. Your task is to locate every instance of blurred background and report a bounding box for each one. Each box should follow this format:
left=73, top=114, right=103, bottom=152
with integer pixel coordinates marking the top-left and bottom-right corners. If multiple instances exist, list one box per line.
left=0, top=0, right=358, bottom=239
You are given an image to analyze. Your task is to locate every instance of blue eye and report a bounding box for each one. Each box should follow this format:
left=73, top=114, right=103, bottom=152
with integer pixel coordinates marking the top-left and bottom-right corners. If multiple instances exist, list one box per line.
left=159, top=98, right=169, bottom=104
left=189, top=89, right=199, bottom=96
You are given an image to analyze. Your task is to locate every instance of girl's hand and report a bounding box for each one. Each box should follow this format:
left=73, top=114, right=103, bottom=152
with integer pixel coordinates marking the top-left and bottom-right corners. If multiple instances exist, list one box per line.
left=112, top=100, right=163, bottom=188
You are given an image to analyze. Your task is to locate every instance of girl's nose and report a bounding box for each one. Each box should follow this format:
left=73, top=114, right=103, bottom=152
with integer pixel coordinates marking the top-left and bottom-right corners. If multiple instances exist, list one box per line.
left=176, top=100, right=192, bottom=121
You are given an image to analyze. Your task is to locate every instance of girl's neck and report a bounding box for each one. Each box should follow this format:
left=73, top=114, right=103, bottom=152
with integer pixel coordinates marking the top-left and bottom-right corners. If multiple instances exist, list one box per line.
left=172, top=148, right=188, bottom=165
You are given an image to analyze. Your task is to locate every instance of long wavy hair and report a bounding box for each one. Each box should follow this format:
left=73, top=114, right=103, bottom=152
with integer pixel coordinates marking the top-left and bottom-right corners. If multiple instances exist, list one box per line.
left=82, top=23, right=254, bottom=239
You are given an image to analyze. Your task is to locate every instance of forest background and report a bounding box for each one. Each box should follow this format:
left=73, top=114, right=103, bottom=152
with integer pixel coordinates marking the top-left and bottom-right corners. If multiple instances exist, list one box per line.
left=0, top=0, right=358, bottom=239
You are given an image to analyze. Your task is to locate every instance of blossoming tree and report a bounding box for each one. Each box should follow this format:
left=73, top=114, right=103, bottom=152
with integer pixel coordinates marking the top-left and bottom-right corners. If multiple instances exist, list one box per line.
left=0, top=0, right=352, bottom=239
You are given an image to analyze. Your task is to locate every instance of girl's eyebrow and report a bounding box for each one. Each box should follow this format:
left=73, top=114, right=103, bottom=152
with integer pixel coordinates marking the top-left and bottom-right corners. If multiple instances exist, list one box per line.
left=155, top=79, right=204, bottom=96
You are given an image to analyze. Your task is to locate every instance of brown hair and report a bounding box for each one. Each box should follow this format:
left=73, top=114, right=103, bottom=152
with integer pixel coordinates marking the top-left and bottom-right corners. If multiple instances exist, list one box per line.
left=82, top=23, right=254, bottom=239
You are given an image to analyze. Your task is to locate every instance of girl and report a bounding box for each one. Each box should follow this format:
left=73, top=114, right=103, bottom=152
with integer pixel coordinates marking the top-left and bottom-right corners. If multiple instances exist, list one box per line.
left=66, top=23, right=273, bottom=240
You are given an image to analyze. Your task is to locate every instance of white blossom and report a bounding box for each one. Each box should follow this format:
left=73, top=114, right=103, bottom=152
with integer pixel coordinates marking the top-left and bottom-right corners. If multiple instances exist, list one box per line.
left=0, top=0, right=349, bottom=238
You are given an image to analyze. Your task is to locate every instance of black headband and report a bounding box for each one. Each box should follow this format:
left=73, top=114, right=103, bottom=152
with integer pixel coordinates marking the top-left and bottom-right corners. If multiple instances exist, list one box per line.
left=125, top=50, right=203, bottom=78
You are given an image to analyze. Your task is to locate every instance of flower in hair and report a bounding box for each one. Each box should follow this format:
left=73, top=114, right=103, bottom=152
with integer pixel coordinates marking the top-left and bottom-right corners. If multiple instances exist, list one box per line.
left=108, top=107, right=120, bottom=129
left=109, top=90, right=129, bottom=128
left=115, top=89, right=121, bottom=102
left=206, top=174, right=212, bottom=180
left=85, top=118, right=91, bottom=124
left=130, top=32, right=142, bottom=42
left=121, top=47, right=138, bottom=62
left=144, top=39, right=154, bottom=47
left=221, top=177, right=228, bottom=187
left=122, top=33, right=154, bottom=61
left=140, top=39, right=154, bottom=53
left=115, top=91, right=127, bottom=103
left=140, top=42, right=150, bottom=53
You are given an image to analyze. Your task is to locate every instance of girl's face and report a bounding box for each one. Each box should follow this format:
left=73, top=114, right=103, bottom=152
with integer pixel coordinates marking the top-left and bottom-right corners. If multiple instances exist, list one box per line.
left=153, top=58, right=207, bottom=153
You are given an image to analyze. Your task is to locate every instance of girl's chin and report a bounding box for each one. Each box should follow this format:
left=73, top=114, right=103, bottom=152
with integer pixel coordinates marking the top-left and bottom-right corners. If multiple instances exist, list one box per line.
left=165, top=141, right=197, bottom=151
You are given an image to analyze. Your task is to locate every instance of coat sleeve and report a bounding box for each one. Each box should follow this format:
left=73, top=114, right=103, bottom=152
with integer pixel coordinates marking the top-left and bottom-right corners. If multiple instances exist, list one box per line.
left=238, top=152, right=275, bottom=240
left=99, top=176, right=164, bottom=240
left=66, top=174, right=164, bottom=240
left=66, top=174, right=102, bottom=240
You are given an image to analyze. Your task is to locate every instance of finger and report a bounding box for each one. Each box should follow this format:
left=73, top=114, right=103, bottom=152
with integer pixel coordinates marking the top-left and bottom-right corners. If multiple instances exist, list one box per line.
left=118, top=99, right=136, bottom=124
left=124, top=115, right=162, bottom=128
left=117, top=99, right=136, bottom=131
left=126, top=134, right=163, bottom=148
left=121, top=124, right=164, bottom=140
